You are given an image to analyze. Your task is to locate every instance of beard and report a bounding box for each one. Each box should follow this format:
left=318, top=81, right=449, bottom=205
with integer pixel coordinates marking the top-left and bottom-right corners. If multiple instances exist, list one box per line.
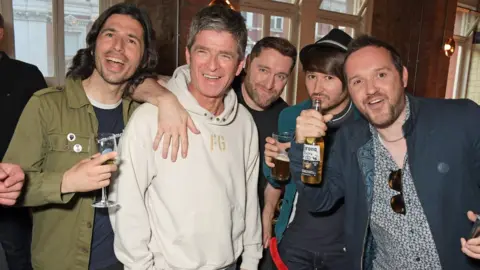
left=365, top=94, right=406, bottom=129
left=243, top=74, right=280, bottom=109
left=98, top=68, right=130, bottom=85
left=95, top=53, right=133, bottom=86
left=311, top=90, right=349, bottom=113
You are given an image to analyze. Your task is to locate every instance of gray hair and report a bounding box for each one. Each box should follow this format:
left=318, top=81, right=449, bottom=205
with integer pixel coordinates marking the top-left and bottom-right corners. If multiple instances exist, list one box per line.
left=187, top=5, right=247, bottom=60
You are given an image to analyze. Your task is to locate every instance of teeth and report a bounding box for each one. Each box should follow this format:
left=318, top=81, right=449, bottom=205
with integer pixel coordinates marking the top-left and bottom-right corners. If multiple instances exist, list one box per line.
left=106, top=57, right=124, bottom=64
left=369, top=99, right=382, bottom=104
left=203, top=74, right=220, bottom=79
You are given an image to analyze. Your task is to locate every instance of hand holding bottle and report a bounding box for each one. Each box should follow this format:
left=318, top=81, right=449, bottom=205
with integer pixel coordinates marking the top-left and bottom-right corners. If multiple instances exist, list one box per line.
left=299, top=99, right=333, bottom=185
left=295, top=108, right=333, bottom=144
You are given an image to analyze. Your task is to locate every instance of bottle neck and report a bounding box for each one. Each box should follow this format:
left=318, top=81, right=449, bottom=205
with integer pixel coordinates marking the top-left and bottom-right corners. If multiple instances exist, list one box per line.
left=313, top=100, right=322, bottom=112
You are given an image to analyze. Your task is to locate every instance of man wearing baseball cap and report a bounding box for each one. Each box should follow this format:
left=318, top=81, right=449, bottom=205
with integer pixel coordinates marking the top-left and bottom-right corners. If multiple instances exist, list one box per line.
left=263, top=29, right=358, bottom=269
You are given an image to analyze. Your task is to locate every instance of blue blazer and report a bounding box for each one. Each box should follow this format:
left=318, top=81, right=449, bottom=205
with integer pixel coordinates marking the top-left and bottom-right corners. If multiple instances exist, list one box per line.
left=289, top=95, right=480, bottom=269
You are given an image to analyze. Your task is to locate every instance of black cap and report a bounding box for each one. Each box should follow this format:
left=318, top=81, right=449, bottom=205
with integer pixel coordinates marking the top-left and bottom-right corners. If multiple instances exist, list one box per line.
left=299, top=29, right=353, bottom=64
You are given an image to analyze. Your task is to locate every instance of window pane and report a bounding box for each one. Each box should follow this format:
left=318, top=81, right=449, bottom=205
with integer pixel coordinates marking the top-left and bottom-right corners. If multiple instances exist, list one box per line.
left=338, top=25, right=355, bottom=38
left=64, top=0, right=99, bottom=72
left=466, top=41, right=480, bottom=103
left=13, top=0, right=54, bottom=77
left=315, top=23, right=334, bottom=41
left=320, top=0, right=362, bottom=15
left=241, top=11, right=264, bottom=58
left=270, top=16, right=290, bottom=40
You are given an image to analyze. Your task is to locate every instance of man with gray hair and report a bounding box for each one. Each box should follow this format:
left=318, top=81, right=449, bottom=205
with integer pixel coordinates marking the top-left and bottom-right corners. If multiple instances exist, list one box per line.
left=110, top=5, right=262, bottom=270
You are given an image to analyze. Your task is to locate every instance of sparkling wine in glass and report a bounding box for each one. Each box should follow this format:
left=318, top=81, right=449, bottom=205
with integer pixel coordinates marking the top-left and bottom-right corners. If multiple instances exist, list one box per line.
left=92, top=133, right=119, bottom=208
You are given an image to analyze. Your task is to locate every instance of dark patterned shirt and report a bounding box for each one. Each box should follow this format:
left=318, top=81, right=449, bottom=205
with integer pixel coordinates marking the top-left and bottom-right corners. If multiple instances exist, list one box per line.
left=369, top=98, right=442, bottom=269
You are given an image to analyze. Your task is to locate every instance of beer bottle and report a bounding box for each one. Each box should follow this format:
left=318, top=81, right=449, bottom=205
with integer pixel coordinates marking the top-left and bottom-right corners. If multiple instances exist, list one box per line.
left=301, top=99, right=325, bottom=185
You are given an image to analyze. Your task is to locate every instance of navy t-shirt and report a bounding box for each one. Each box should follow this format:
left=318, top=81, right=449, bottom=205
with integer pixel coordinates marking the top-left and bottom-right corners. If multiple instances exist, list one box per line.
left=89, top=102, right=124, bottom=270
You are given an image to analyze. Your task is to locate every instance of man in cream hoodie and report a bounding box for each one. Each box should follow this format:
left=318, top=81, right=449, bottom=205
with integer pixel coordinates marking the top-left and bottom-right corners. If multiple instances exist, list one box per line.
left=110, top=5, right=262, bottom=270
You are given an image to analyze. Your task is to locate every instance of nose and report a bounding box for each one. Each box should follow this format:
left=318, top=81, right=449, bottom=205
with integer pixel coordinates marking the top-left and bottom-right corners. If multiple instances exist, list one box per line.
left=366, top=78, right=378, bottom=95
left=314, top=77, right=324, bottom=93
left=208, top=56, right=219, bottom=71
left=113, top=37, right=125, bottom=52
left=265, top=74, right=275, bottom=90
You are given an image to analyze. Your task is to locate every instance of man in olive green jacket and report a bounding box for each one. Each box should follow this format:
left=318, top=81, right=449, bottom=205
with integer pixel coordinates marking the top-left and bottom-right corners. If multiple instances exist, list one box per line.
left=3, top=4, right=196, bottom=270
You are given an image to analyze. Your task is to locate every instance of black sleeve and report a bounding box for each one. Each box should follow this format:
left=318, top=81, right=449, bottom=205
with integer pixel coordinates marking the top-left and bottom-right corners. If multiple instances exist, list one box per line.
left=28, top=66, right=48, bottom=95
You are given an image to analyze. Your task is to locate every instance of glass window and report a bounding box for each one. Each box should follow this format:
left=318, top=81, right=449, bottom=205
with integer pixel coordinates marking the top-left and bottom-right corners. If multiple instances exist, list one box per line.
left=270, top=16, right=284, bottom=32
left=314, top=23, right=334, bottom=41
left=454, top=8, right=480, bottom=37
left=466, top=42, right=480, bottom=103
left=64, top=0, right=99, bottom=71
left=270, top=16, right=290, bottom=39
left=13, top=0, right=54, bottom=77
left=338, top=25, right=355, bottom=38
left=320, top=0, right=364, bottom=15
left=241, top=11, right=264, bottom=57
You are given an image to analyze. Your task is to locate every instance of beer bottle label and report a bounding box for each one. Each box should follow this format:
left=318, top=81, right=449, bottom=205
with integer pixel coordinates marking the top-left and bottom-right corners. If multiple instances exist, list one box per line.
left=302, top=144, right=320, bottom=177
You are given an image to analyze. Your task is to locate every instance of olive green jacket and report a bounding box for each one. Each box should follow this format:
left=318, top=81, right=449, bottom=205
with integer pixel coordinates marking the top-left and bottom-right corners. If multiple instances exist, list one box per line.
left=3, top=78, right=139, bottom=270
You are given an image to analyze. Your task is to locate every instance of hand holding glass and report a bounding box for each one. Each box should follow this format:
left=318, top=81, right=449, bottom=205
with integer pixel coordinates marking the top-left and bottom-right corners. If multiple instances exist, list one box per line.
left=92, top=133, right=119, bottom=208
left=271, top=132, right=293, bottom=182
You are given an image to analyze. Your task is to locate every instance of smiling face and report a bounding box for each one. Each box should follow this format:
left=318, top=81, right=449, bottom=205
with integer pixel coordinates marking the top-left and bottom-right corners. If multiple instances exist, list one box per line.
left=93, top=14, right=145, bottom=85
left=243, top=48, right=293, bottom=109
left=345, top=46, right=408, bottom=128
left=185, top=29, right=244, bottom=100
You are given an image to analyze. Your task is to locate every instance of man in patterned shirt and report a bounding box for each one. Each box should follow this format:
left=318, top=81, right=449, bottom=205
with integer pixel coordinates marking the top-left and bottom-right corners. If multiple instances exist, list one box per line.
left=289, top=35, right=480, bottom=269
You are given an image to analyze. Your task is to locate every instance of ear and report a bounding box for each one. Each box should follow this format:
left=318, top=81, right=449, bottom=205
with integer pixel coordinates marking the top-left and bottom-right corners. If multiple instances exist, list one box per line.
left=402, top=66, right=408, bottom=88
left=0, top=29, right=4, bottom=41
left=235, top=58, right=245, bottom=76
left=185, top=47, right=191, bottom=65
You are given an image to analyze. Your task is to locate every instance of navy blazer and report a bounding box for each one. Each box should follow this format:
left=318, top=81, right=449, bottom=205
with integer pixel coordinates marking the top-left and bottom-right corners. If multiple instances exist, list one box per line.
left=289, top=94, right=480, bottom=269
left=0, top=51, right=47, bottom=160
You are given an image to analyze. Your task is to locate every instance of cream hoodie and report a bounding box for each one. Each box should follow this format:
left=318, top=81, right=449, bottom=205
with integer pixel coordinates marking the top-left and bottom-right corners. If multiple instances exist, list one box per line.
left=110, top=65, right=262, bottom=270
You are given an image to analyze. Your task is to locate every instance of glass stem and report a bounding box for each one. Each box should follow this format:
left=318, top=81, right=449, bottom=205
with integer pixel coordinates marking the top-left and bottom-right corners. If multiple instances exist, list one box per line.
left=101, top=187, right=107, bottom=202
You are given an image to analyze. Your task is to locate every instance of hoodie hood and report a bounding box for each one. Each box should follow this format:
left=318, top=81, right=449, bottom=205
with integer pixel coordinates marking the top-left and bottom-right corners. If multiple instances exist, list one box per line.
left=166, top=65, right=239, bottom=126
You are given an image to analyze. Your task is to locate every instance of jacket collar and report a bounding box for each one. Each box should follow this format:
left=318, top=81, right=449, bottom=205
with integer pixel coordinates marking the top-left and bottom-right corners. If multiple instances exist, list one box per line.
left=347, top=92, right=420, bottom=152
left=402, top=92, right=419, bottom=138
left=64, top=77, right=132, bottom=109
left=65, top=78, right=91, bottom=109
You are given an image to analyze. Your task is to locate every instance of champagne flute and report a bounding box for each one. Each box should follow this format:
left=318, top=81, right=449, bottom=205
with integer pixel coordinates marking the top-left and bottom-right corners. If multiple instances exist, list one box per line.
left=92, top=132, right=119, bottom=208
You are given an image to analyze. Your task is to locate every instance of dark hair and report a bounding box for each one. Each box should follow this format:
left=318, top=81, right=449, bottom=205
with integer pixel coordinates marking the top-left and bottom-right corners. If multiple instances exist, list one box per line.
left=0, top=13, right=4, bottom=29
left=66, top=3, right=157, bottom=96
left=301, top=46, right=348, bottom=88
left=187, top=5, right=247, bottom=59
left=247, top=36, right=297, bottom=73
left=344, top=35, right=403, bottom=79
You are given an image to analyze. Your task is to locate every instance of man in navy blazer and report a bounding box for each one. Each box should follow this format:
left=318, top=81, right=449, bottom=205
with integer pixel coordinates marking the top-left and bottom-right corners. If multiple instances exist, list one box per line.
left=290, top=35, right=480, bottom=269
left=0, top=13, right=47, bottom=270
